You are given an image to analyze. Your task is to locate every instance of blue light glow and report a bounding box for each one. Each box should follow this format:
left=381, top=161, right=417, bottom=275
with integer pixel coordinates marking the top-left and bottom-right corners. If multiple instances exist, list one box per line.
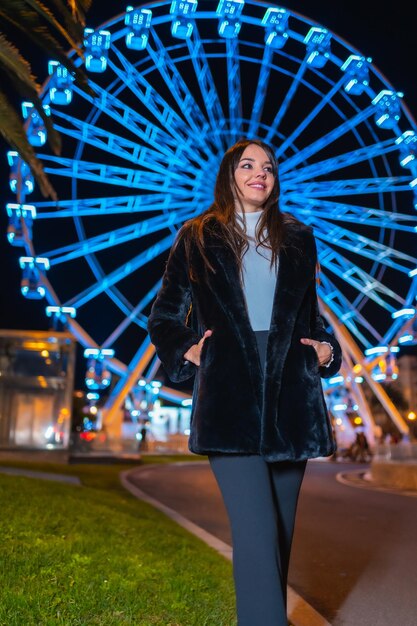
left=372, top=373, right=386, bottom=381
left=328, top=375, right=344, bottom=385
left=6, top=203, right=36, bottom=246
left=391, top=308, right=416, bottom=319
left=46, top=305, right=77, bottom=319
left=216, top=0, right=244, bottom=17
left=398, top=334, right=414, bottom=344
left=304, top=28, right=331, bottom=68
left=84, top=348, right=114, bottom=390
left=48, top=60, right=74, bottom=105
left=218, top=18, right=241, bottom=38
left=170, top=0, right=197, bottom=35
left=125, top=7, right=152, bottom=50
left=84, top=28, right=111, bottom=72
left=19, top=256, right=49, bottom=299
left=341, top=55, right=371, bottom=95
left=217, top=0, right=244, bottom=38
left=262, top=8, right=288, bottom=49
left=21, top=102, right=51, bottom=146
left=364, top=346, right=388, bottom=356
left=7, top=151, right=34, bottom=194
left=171, top=13, right=195, bottom=39
left=372, top=90, right=402, bottom=129
left=396, top=131, right=417, bottom=168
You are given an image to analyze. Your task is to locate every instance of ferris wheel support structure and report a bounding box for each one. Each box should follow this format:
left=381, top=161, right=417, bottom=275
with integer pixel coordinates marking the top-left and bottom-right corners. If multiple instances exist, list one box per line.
left=323, top=302, right=410, bottom=437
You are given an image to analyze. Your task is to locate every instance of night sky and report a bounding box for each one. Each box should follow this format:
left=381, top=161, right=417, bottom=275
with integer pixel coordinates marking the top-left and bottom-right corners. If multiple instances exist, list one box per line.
left=0, top=0, right=416, bottom=386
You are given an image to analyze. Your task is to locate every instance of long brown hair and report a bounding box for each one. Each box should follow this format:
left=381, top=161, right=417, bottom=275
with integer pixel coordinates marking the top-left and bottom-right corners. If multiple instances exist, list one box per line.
left=178, top=138, right=289, bottom=281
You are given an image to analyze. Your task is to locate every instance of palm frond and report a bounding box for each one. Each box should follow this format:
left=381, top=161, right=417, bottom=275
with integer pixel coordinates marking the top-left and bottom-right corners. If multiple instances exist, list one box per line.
left=46, top=0, right=90, bottom=33
left=0, top=9, right=95, bottom=97
left=0, top=0, right=82, bottom=59
left=0, top=0, right=95, bottom=199
left=0, top=33, right=41, bottom=92
left=67, top=0, right=92, bottom=24
left=24, top=0, right=83, bottom=54
left=0, top=91, right=57, bottom=200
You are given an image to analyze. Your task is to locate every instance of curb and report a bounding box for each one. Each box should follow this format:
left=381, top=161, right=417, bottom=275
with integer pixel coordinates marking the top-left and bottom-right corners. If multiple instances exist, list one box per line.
left=336, top=469, right=417, bottom=497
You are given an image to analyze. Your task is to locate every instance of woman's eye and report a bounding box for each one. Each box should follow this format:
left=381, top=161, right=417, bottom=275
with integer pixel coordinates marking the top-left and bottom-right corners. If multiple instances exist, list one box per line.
left=264, top=167, right=273, bottom=173
left=242, top=163, right=252, bottom=169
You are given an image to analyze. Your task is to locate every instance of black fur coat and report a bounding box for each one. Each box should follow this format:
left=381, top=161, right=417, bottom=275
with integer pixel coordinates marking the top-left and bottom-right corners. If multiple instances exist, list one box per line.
left=147, top=217, right=342, bottom=461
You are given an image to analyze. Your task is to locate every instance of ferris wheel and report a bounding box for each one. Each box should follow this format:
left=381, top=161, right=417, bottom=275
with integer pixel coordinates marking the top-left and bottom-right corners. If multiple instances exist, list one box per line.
left=7, top=0, right=417, bottom=437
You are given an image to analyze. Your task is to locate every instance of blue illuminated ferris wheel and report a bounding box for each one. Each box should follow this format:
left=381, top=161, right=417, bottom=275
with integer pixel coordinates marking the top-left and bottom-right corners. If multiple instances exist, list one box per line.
left=7, top=0, right=417, bottom=435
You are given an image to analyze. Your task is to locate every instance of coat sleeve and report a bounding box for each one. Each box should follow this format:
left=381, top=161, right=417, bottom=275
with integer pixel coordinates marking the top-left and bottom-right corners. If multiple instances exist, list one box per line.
left=147, top=230, right=201, bottom=383
left=309, top=235, right=343, bottom=378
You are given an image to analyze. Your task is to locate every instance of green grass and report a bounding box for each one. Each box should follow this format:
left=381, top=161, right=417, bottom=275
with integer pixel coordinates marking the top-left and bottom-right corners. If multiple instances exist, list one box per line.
left=0, top=457, right=236, bottom=625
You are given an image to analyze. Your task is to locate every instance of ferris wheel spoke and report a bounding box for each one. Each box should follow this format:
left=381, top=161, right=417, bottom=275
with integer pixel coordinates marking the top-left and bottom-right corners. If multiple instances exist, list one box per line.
left=289, top=198, right=417, bottom=232
left=101, top=278, right=163, bottom=349
left=185, top=30, right=226, bottom=151
left=39, top=154, right=196, bottom=191
left=107, top=50, right=211, bottom=154
left=226, top=38, right=242, bottom=141
left=318, top=246, right=405, bottom=311
left=311, top=216, right=417, bottom=273
left=319, top=274, right=384, bottom=347
left=42, top=207, right=195, bottom=264
left=281, top=107, right=374, bottom=172
left=248, top=46, right=274, bottom=138
left=102, top=282, right=155, bottom=336
left=281, top=137, right=399, bottom=184
left=284, top=175, right=412, bottom=198
left=272, top=75, right=346, bottom=155
left=51, top=109, right=191, bottom=177
left=72, top=82, right=182, bottom=158
left=65, top=234, right=175, bottom=309
left=145, top=28, right=215, bottom=144
left=265, top=61, right=310, bottom=145
left=33, top=194, right=191, bottom=219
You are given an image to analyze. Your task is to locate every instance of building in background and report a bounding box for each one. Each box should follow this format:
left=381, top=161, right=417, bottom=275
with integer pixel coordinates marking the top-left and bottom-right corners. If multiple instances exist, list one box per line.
left=0, top=329, right=76, bottom=450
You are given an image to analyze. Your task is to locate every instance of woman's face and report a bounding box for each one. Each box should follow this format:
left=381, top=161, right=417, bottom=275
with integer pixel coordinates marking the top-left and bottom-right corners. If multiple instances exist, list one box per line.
left=233, top=144, right=275, bottom=213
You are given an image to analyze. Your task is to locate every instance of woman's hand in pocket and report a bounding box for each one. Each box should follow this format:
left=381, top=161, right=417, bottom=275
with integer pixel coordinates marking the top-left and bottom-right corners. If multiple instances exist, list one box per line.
left=184, top=330, right=213, bottom=366
left=300, top=337, right=332, bottom=366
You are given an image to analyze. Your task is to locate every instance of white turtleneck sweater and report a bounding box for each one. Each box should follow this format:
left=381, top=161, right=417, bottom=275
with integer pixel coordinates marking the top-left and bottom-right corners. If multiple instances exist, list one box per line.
left=236, top=210, right=278, bottom=331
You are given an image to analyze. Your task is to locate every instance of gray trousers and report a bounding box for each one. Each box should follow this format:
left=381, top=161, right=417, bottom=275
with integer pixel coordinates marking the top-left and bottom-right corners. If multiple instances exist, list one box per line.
left=208, top=330, right=307, bottom=626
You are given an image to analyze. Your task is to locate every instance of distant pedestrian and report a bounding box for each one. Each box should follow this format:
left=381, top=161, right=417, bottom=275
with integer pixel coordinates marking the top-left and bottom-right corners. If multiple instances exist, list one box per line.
left=139, top=421, right=149, bottom=451
left=346, top=431, right=371, bottom=462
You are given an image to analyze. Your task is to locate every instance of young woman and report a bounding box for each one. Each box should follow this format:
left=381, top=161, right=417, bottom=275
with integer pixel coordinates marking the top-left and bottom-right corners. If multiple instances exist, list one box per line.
left=147, top=138, right=342, bottom=626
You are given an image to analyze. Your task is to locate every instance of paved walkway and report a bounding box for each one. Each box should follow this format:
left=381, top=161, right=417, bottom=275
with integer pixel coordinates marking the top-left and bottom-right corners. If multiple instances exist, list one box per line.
left=0, top=466, right=81, bottom=484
